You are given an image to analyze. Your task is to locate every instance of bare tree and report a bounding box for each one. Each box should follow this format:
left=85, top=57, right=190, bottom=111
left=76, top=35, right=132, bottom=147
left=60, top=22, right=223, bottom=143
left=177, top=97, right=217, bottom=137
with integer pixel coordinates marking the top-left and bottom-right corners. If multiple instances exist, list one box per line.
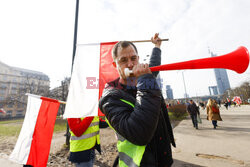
left=222, top=81, right=250, bottom=103
left=49, top=77, right=70, bottom=115
left=49, top=77, right=71, bottom=146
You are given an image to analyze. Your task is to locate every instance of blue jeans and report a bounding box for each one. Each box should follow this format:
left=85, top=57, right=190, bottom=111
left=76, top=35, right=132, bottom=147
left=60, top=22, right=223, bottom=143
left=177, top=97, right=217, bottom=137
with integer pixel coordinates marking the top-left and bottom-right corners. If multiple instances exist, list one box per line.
left=75, top=157, right=95, bottom=167
left=190, top=114, right=198, bottom=128
left=75, top=153, right=95, bottom=167
left=212, top=120, right=217, bottom=128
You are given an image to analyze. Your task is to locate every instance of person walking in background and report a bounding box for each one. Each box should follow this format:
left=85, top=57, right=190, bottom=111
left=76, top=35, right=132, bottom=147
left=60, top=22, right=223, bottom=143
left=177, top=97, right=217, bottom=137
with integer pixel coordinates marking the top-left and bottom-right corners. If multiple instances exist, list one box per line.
left=67, top=116, right=100, bottom=167
left=227, top=98, right=231, bottom=108
left=218, top=99, right=221, bottom=107
left=233, top=101, right=237, bottom=107
left=224, top=100, right=229, bottom=110
left=206, top=99, right=222, bottom=129
left=186, top=99, right=199, bottom=129
left=199, top=101, right=205, bottom=110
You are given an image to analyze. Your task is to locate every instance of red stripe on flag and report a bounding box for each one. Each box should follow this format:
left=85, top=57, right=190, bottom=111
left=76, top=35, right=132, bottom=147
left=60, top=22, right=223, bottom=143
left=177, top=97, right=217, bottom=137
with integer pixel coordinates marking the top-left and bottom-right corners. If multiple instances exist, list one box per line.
left=98, top=42, right=119, bottom=116
left=26, top=99, right=60, bottom=167
left=41, top=96, right=59, bottom=103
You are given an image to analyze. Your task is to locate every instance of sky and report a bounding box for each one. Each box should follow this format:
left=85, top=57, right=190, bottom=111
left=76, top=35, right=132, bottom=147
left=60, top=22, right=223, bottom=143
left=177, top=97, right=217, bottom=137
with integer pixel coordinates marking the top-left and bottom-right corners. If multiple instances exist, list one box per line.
left=0, top=0, right=249, bottom=99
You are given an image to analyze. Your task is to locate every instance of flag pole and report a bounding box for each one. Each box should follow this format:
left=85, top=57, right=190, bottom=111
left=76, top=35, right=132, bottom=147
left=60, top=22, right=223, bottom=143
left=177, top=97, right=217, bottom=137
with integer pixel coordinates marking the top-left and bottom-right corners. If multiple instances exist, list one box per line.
left=58, top=101, right=67, bottom=105
left=77, top=39, right=169, bottom=46
left=65, top=0, right=80, bottom=147
left=25, top=93, right=66, bottom=104
left=131, top=39, right=169, bottom=43
left=71, top=0, right=80, bottom=72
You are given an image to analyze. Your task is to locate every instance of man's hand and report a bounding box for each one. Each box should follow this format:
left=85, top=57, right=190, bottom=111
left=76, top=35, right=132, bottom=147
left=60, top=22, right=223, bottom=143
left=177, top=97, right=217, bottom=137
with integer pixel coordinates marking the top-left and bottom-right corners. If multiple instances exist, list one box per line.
left=132, top=63, right=152, bottom=78
left=151, top=33, right=162, bottom=48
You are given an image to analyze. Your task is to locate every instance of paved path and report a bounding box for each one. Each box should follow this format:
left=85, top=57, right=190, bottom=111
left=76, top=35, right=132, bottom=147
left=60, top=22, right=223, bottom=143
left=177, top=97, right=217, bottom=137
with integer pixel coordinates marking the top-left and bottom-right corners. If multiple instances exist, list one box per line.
left=172, top=105, right=250, bottom=167
left=0, top=158, right=21, bottom=167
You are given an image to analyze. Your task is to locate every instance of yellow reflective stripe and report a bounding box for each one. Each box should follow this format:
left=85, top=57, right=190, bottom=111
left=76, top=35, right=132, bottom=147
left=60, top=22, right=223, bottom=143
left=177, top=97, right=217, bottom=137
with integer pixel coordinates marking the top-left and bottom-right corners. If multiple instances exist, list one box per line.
left=120, top=99, right=135, bottom=107
left=71, top=131, right=99, bottom=140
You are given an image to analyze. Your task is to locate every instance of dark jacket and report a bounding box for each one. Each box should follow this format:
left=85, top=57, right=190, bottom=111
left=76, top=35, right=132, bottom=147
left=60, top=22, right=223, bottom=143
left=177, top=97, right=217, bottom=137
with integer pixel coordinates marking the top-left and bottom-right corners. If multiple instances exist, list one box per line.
left=99, top=48, right=175, bottom=167
left=187, top=103, right=199, bottom=115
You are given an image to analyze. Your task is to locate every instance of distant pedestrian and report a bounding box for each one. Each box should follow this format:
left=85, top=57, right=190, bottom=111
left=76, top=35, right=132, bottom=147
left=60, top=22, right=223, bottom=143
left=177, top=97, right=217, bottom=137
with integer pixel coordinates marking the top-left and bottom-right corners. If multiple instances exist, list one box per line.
left=233, top=101, right=237, bottom=107
left=218, top=99, right=221, bottom=107
left=199, top=102, right=205, bottom=109
left=187, top=99, right=199, bottom=129
left=206, top=99, right=222, bottom=129
left=227, top=98, right=231, bottom=108
left=224, top=100, right=228, bottom=110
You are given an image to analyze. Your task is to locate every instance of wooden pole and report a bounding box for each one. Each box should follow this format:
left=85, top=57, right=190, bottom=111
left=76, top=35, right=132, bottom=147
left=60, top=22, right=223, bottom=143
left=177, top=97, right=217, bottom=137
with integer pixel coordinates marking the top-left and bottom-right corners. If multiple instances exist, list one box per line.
left=25, top=93, right=66, bottom=104
left=131, top=39, right=169, bottom=43
left=77, top=39, right=169, bottom=46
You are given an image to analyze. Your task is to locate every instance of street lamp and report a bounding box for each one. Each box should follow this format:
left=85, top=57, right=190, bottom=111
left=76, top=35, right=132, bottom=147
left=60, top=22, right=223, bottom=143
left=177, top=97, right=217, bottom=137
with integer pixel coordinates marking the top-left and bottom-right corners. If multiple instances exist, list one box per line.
left=182, top=71, right=188, bottom=101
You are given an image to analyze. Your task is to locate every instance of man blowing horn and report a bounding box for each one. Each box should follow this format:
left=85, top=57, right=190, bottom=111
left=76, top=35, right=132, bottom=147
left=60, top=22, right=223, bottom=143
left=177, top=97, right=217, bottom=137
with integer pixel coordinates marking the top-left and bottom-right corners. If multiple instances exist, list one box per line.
left=99, top=33, right=176, bottom=167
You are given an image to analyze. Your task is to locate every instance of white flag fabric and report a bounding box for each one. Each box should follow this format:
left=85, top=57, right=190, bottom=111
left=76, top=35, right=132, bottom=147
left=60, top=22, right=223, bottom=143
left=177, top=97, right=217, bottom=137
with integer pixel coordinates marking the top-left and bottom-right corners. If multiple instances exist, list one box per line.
left=64, top=42, right=119, bottom=118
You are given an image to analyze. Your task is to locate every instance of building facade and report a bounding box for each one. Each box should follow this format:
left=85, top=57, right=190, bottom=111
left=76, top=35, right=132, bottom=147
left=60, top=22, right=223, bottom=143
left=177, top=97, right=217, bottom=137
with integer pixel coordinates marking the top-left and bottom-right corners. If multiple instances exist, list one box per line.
left=166, top=85, right=174, bottom=99
left=208, top=86, right=219, bottom=95
left=0, top=61, right=50, bottom=118
left=211, top=52, right=231, bottom=95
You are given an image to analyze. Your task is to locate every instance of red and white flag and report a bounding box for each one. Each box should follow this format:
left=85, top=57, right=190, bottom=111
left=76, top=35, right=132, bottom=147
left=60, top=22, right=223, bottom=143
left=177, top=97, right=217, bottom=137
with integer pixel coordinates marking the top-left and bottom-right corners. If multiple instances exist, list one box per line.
left=9, top=94, right=60, bottom=167
left=0, top=108, right=6, bottom=114
left=63, top=42, right=119, bottom=118
left=232, top=96, right=242, bottom=104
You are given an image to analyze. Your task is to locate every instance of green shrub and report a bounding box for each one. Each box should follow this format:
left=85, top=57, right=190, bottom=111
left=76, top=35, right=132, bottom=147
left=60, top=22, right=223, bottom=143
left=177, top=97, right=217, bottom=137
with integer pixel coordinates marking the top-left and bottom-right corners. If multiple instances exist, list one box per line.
left=168, top=104, right=187, bottom=120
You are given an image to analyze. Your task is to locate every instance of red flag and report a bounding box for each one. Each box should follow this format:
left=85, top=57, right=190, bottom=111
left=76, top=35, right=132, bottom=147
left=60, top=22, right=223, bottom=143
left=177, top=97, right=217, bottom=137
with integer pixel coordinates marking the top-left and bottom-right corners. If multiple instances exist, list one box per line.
left=9, top=95, right=60, bottom=167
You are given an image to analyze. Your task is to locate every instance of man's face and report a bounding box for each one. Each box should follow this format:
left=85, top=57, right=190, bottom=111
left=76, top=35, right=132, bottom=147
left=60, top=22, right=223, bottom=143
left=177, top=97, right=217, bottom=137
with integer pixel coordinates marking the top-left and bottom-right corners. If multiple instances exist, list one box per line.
left=114, top=44, right=139, bottom=80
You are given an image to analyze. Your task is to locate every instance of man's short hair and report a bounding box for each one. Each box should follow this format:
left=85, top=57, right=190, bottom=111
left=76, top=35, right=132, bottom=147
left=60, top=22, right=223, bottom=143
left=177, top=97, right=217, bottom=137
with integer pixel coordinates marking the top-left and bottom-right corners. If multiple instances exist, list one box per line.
left=112, top=41, right=138, bottom=61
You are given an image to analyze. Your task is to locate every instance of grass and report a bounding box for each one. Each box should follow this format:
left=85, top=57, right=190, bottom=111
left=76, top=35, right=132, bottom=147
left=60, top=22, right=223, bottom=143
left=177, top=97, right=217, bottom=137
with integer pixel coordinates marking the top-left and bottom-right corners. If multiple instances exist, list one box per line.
left=0, top=119, right=24, bottom=124
left=0, top=124, right=22, bottom=137
left=53, top=119, right=67, bottom=132
left=0, top=118, right=67, bottom=137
